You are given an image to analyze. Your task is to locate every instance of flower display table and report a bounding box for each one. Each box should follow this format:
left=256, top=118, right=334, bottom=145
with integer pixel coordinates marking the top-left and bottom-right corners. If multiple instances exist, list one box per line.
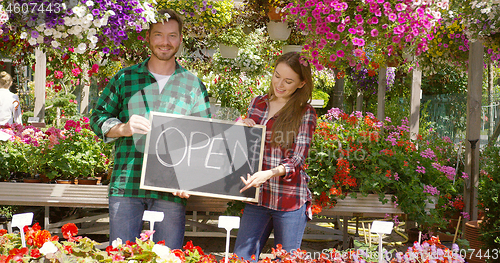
left=0, top=183, right=432, bottom=250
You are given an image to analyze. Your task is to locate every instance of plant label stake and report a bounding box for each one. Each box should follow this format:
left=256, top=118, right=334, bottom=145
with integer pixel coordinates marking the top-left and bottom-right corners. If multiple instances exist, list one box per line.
left=370, top=221, right=394, bottom=263
left=218, top=216, right=240, bottom=263
left=142, top=210, right=164, bottom=241
left=11, top=212, right=34, bottom=247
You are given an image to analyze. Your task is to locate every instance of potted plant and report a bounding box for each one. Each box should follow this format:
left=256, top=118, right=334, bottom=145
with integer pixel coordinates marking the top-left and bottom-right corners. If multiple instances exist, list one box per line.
left=211, top=26, right=248, bottom=59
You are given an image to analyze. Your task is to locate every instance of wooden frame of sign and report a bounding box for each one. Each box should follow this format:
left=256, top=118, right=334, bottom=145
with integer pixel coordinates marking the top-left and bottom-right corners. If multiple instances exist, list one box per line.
left=140, top=112, right=265, bottom=202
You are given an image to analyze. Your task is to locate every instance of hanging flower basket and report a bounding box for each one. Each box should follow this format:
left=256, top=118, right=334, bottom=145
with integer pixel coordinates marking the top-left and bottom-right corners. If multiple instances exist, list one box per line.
left=267, top=21, right=291, bottom=41
left=218, top=44, right=239, bottom=59
left=282, top=45, right=303, bottom=54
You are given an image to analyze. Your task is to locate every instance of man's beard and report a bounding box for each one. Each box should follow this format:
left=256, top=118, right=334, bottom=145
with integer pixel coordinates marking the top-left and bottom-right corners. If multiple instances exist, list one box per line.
left=150, top=44, right=179, bottom=61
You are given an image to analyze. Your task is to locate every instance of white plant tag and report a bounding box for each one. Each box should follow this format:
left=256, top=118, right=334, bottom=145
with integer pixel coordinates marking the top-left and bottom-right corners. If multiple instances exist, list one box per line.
left=142, top=211, right=164, bottom=241
left=12, top=212, right=34, bottom=247
left=11, top=212, right=34, bottom=229
left=218, top=216, right=240, bottom=230
left=370, top=220, right=394, bottom=234
left=142, top=211, right=164, bottom=223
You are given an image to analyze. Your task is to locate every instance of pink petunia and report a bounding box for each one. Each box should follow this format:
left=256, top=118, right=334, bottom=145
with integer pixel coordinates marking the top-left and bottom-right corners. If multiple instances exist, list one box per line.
left=337, top=50, right=345, bottom=57
left=337, top=24, right=345, bottom=32
left=329, top=54, right=337, bottom=62
left=371, top=29, right=379, bottom=37
left=388, top=13, right=397, bottom=22
left=332, top=33, right=340, bottom=41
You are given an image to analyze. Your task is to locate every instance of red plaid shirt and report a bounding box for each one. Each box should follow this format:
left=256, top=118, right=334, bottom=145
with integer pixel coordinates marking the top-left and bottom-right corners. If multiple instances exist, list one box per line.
left=246, top=95, right=317, bottom=218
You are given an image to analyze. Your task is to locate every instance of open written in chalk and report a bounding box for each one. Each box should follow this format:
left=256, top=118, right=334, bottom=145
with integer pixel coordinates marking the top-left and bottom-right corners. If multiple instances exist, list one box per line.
left=140, top=112, right=265, bottom=202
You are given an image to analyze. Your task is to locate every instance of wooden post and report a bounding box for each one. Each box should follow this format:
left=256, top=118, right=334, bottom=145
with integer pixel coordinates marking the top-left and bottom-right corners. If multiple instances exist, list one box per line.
left=330, top=69, right=345, bottom=110
left=356, top=90, right=363, bottom=112
left=377, top=67, right=387, bottom=121
left=410, top=67, right=422, bottom=140
left=465, top=40, right=484, bottom=222
left=80, top=65, right=90, bottom=114
left=34, top=48, right=46, bottom=122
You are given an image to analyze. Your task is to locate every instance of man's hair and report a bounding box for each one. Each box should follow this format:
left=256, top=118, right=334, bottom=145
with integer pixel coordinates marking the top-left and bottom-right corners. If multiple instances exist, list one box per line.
left=149, top=9, right=183, bottom=35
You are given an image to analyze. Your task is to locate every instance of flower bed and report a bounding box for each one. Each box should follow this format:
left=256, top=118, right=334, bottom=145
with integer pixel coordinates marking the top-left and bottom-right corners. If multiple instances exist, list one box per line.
left=0, top=223, right=465, bottom=262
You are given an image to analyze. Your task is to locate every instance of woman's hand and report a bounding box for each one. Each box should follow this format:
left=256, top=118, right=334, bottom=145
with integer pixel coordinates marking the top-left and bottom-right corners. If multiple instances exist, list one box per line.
left=240, top=171, right=271, bottom=193
left=238, top=118, right=256, bottom=127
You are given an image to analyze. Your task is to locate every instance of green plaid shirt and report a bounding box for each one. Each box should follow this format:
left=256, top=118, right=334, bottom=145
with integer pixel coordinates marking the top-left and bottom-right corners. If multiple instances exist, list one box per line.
left=90, top=58, right=211, bottom=205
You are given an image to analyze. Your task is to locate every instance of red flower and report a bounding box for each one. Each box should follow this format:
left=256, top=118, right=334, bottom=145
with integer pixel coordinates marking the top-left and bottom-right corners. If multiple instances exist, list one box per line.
left=311, top=204, right=322, bottom=215
left=105, top=246, right=118, bottom=256
left=61, top=223, right=78, bottom=239
left=64, top=245, right=73, bottom=254
left=183, top=240, right=194, bottom=251
left=172, top=249, right=186, bottom=261
left=30, top=249, right=41, bottom=258
left=0, top=229, right=7, bottom=236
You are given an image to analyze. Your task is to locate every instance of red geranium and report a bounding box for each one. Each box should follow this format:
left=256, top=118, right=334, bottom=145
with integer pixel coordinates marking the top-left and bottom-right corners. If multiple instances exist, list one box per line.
left=61, top=223, right=78, bottom=240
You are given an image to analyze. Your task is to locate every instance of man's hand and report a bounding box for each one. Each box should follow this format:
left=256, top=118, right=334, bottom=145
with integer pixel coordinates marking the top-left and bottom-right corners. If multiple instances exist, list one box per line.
left=172, top=191, right=190, bottom=199
left=106, top=115, right=151, bottom=138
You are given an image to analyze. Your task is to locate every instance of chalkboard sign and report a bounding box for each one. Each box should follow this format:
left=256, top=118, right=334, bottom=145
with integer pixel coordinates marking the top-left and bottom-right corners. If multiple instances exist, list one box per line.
left=140, top=112, right=265, bottom=202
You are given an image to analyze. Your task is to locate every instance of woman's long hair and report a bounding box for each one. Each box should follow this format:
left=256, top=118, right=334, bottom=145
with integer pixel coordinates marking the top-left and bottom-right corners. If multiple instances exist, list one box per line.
left=268, top=52, right=313, bottom=148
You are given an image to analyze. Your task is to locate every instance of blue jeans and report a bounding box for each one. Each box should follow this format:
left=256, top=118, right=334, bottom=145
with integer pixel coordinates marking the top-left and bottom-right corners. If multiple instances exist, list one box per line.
left=108, top=196, right=186, bottom=249
left=233, top=203, right=307, bottom=261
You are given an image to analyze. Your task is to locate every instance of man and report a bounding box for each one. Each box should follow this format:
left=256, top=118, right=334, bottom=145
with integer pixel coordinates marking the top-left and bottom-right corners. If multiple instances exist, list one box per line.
left=90, top=9, right=211, bottom=248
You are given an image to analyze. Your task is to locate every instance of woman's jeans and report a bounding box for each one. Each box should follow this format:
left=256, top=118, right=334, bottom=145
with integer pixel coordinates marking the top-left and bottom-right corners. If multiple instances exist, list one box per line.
left=109, top=196, right=186, bottom=249
left=233, top=203, right=307, bottom=261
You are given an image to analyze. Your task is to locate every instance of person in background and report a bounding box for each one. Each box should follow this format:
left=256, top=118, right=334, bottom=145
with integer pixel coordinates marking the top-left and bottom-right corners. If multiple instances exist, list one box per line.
left=0, top=71, right=22, bottom=125
left=89, top=9, right=211, bottom=248
left=234, top=52, right=317, bottom=261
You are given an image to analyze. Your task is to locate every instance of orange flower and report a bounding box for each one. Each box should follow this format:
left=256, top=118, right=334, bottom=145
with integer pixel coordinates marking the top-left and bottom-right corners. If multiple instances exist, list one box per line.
left=34, top=230, right=51, bottom=248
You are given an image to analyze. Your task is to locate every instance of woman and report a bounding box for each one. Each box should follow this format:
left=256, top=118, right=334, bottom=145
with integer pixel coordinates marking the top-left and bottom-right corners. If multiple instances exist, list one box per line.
left=234, top=52, right=317, bottom=260
left=0, top=71, right=22, bottom=125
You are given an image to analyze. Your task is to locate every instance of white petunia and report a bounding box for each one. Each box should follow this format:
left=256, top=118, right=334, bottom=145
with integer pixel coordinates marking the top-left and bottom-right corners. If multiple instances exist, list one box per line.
left=53, top=31, right=62, bottom=39
left=44, top=28, right=53, bottom=36
left=36, top=36, right=44, bottom=44
left=51, top=41, right=60, bottom=48
left=75, top=43, right=87, bottom=54
left=85, top=14, right=93, bottom=21
left=40, top=242, right=58, bottom=255
left=28, top=38, right=37, bottom=45
left=20, top=32, right=28, bottom=39
left=86, top=0, right=94, bottom=6
left=93, top=19, right=102, bottom=27
left=88, top=35, right=98, bottom=44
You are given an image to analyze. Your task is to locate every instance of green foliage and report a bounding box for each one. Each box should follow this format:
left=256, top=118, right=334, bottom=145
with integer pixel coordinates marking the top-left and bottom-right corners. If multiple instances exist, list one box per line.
left=211, top=26, right=248, bottom=48
left=479, top=146, right=500, bottom=254
left=421, top=66, right=468, bottom=95
left=312, top=89, right=330, bottom=101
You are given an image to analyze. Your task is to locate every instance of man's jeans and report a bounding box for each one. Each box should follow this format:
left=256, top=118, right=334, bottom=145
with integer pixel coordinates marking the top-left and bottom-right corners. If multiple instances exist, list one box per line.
left=109, top=196, right=186, bottom=249
left=233, top=203, right=307, bottom=261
